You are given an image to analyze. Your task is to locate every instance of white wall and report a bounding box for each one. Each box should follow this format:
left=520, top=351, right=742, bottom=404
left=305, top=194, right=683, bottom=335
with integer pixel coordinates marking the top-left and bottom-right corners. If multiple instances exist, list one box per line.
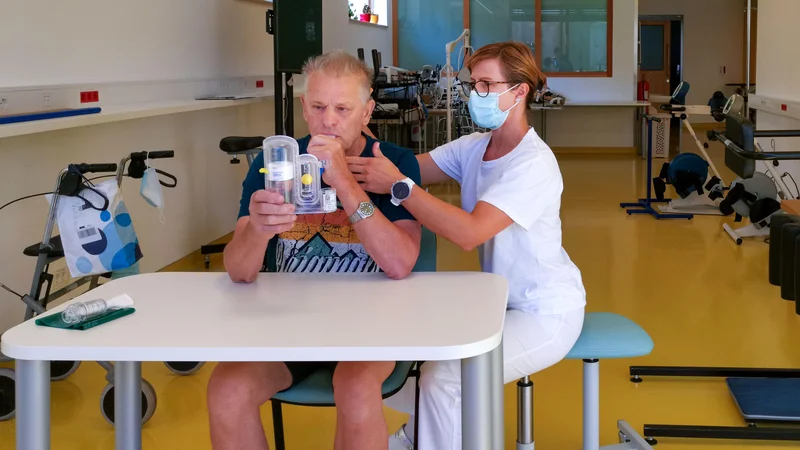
left=0, top=0, right=273, bottom=88
left=753, top=0, right=800, bottom=182
left=755, top=0, right=800, bottom=103
left=324, top=0, right=394, bottom=63
left=541, top=0, right=639, bottom=148
left=639, top=0, right=745, bottom=123
left=0, top=0, right=314, bottom=335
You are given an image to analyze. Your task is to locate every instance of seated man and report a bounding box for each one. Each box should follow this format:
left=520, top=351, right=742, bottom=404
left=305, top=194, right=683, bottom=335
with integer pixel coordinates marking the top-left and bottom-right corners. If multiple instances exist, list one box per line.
left=207, top=50, right=422, bottom=450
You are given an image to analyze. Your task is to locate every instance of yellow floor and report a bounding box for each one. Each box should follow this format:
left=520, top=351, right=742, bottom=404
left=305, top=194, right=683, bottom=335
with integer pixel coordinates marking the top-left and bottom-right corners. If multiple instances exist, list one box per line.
left=3, top=133, right=800, bottom=449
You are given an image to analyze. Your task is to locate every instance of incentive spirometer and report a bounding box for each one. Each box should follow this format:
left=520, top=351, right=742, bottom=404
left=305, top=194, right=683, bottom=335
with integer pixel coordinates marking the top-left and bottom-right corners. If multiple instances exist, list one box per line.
left=261, top=136, right=337, bottom=214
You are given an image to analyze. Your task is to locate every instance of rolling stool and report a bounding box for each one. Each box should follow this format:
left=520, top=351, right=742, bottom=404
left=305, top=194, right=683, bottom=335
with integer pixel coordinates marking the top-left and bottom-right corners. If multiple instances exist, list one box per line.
left=516, top=312, right=655, bottom=450
left=268, top=227, right=436, bottom=449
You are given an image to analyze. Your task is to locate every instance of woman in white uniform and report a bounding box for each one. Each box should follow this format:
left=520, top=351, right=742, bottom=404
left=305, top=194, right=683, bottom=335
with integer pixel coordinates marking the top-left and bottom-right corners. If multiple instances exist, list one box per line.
left=348, top=41, right=587, bottom=450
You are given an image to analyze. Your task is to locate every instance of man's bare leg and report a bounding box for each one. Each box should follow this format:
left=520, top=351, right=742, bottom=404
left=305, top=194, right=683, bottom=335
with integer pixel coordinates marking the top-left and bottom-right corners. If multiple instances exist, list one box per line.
left=332, top=361, right=396, bottom=450
left=207, top=362, right=293, bottom=450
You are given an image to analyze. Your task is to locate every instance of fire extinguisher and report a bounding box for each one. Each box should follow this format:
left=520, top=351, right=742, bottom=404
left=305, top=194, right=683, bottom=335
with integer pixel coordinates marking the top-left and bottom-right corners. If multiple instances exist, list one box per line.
left=638, top=77, right=650, bottom=101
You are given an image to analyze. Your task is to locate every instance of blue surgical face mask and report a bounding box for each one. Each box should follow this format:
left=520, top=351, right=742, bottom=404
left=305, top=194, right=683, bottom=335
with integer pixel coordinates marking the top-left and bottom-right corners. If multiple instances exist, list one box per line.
left=468, top=84, right=522, bottom=130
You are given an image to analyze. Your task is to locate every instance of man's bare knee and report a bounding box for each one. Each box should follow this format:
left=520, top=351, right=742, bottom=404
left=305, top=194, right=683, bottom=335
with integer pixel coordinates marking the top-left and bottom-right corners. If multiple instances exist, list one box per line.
left=332, top=362, right=395, bottom=415
left=208, top=362, right=292, bottom=413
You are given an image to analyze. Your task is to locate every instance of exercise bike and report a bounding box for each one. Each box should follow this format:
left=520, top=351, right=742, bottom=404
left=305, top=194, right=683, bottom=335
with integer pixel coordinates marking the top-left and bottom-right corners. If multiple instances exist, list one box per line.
left=650, top=82, right=728, bottom=216
left=0, top=150, right=204, bottom=424
left=705, top=94, right=800, bottom=244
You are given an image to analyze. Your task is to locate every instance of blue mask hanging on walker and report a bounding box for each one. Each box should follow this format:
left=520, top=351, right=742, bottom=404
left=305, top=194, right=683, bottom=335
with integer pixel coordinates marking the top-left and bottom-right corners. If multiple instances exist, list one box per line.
left=468, top=83, right=522, bottom=130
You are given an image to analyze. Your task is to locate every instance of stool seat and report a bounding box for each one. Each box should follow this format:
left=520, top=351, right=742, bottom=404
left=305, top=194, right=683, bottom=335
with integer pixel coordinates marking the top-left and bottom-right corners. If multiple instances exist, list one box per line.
left=566, top=312, right=654, bottom=360
left=219, top=136, right=265, bottom=155
left=272, top=361, right=415, bottom=406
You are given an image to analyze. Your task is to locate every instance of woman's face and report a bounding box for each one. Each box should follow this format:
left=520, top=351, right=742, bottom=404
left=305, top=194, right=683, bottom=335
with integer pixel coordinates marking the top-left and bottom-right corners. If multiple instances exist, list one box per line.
left=469, top=58, right=525, bottom=113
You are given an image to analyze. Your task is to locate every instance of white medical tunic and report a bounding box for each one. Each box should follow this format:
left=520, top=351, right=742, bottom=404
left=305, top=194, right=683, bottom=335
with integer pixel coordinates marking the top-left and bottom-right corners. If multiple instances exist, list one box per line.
left=429, top=128, right=586, bottom=315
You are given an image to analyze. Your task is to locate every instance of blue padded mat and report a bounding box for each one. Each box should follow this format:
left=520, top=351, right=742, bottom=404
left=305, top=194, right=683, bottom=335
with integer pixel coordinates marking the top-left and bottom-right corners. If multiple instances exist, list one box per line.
left=727, top=377, right=800, bottom=422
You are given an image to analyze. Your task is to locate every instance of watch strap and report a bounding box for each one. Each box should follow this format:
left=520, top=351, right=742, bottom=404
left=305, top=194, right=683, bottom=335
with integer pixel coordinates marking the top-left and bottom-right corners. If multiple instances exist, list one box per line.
left=391, top=177, right=416, bottom=206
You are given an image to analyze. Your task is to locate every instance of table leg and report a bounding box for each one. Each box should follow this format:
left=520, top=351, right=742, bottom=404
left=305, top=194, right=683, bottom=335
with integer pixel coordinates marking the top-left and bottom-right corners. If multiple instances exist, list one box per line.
left=541, top=110, right=547, bottom=142
left=16, top=359, right=50, bottom=450
left=491, top=339, right=505, bottom=450
left=115, top=361, right=142, bottom=450
left=462, top=342, right=504, bottom=450
left=462, top=351, right=491, bottom=450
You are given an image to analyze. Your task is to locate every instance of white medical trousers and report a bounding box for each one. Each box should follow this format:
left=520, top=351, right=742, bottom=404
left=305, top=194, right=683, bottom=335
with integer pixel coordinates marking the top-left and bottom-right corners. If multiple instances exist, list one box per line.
left=384, top=307, right=585, bottom=450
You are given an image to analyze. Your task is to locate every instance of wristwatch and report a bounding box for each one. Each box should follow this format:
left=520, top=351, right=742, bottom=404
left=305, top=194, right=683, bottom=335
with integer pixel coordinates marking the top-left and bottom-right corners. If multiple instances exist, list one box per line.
left=390, top=177, right=416, bottom=206
left=348, top=201, right=376, bottom=224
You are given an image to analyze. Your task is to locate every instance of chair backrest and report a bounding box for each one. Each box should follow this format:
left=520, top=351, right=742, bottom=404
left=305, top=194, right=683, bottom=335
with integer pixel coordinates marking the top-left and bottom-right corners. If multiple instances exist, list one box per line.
left=412, top=227, right=437, bottom=273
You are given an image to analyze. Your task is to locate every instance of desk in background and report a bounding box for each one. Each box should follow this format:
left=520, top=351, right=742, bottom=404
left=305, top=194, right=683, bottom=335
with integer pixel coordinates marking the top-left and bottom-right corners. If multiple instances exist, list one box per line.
left=530, top=101, right=651, bottom=152
left=2, top=271, right=509, bottom=450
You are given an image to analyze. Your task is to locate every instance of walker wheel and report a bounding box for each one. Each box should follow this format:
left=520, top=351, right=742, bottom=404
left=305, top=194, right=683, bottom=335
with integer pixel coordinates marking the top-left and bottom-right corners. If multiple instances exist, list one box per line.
left=51, top=361, right=80, bottom=381
left=0, top=368, right=15, bottom=421
left=164, top=361, right=205, bottom=375
left=736, top=238, right=743, bottom=245
left=100, top=379, right=157, bottom=425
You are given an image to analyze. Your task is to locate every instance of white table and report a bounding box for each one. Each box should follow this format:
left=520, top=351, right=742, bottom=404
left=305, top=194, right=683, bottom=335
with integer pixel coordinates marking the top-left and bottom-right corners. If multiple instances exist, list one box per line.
left=530, top=101, right=651, bottom=151
left=1, top=271, right=508, bottom=450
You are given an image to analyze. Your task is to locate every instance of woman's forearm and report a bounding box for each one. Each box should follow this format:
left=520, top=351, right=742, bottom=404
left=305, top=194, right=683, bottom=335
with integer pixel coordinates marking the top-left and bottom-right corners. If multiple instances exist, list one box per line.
left=336, top=179, right=420, bottom=279
left=223, top=218, right=273, bottom=282
left=401, top=188, right=481, bottom=251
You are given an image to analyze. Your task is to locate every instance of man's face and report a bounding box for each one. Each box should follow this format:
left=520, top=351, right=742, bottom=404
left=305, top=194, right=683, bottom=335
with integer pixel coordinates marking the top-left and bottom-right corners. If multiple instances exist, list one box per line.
left=301, top=72, right=374, bottom=150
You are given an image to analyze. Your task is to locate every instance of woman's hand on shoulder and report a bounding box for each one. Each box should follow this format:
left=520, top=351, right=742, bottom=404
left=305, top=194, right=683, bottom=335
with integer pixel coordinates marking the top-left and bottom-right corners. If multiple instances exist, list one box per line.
left=347, top=142, right=404, bottom=194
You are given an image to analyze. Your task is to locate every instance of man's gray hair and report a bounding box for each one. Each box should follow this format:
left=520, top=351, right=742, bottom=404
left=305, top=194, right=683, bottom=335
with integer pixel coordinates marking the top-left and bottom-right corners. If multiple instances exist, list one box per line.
left=301, top=50, right=373, bottom=103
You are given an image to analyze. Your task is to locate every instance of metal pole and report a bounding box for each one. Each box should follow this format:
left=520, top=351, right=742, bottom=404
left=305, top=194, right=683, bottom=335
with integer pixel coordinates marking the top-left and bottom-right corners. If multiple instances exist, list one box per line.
left=462, top=351, right=492, bottom=450
left=516, top=376, right=534, bottom=449
left=286, top=74, right=294, bottom=137
left=16, top=359, right=50, bottom=450
left=745, top=0, right=752, bottom=117
left=115, top=361, right=142, bottom=450
left=491, top=340, right=504, bottom=450
left=584, top=360, right=600, bottom=450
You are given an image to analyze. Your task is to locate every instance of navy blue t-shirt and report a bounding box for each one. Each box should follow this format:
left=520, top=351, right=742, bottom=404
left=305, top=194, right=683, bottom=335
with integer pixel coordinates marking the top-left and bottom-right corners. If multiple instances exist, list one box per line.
left=238, top=134, right=421, bottom=273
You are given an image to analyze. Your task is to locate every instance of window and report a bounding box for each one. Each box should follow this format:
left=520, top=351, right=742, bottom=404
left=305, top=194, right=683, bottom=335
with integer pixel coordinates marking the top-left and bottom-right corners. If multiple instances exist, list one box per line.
left=396, top=0, right=465, bottom=70
left=352, top=0, right=371, bottom=15
left=395, top=0, right=612, bottom=77
left=540, top=0, right=609, bottom=75
left=351, top=0, right=388, bottom=26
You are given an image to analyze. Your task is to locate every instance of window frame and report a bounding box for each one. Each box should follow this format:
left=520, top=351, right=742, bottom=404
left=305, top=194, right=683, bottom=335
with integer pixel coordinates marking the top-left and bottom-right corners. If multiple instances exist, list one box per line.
left=392, top=0, right=613, bottom=78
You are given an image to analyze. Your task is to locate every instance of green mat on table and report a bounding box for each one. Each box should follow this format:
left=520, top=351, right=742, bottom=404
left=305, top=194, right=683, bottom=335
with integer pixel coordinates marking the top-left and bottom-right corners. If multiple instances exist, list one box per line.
left=35, top=308, right=135, bottom=330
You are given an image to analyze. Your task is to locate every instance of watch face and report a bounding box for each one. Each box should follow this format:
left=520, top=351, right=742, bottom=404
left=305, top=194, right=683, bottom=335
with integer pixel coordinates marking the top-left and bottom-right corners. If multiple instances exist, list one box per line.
left=393, top=182, right=411, bottom=199
left=359, top=202, right=375, bottom=217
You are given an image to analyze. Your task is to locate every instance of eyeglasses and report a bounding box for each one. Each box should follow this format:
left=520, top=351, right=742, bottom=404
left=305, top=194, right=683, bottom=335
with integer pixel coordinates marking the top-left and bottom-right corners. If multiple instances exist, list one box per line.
left=462, top=80, right=517, bottom=98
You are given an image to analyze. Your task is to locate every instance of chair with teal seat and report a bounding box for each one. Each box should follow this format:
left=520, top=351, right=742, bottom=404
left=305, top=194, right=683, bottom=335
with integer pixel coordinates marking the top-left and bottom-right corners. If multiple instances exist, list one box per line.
left=269, top=227, right=436, bottom=450
left=515, top=312, right=656, bottom=450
